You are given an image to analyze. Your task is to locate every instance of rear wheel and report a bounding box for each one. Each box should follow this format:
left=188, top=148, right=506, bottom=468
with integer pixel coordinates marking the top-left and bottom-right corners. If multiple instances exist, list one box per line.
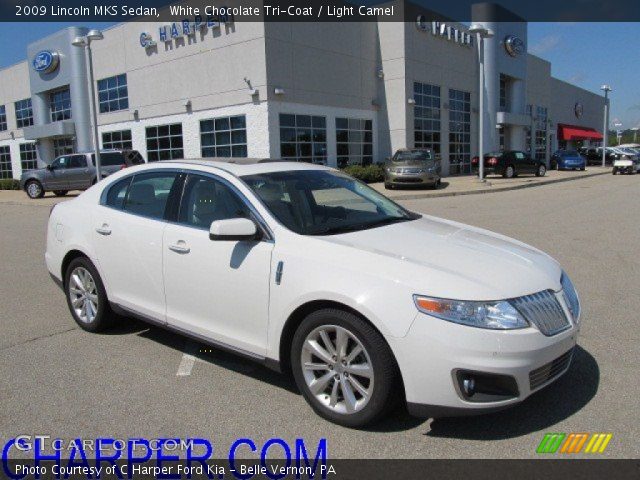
left=536, top=164, right=547, bottom=177
left=53, top=190, right=68, bottom=197
left=64, top=257, right=114, bottom=332
left=503, top=165, right=515, bottom=178
left=291, top=309, right=398, bottom=428
left=612, top=168, right=618, bottom=175
left=25, top=180, right=44, bottom=199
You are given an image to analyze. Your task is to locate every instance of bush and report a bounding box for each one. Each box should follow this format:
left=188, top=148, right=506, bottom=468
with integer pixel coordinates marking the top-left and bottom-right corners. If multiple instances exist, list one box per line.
left=0, top=179, right=20, bottom=190
left=342, top=164, right=385, bottom=183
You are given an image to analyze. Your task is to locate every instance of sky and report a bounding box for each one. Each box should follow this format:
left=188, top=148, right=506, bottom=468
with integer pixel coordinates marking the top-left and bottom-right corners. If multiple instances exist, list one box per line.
left=0, top=21, right=638, bottom=130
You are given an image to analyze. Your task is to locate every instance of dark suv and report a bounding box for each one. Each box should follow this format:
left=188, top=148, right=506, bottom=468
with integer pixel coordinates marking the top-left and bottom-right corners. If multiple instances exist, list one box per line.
left=471, top=150, right=547, bottom=178
left=578, top=147, right=615, bottom=165
left=20, top=149, right=145, bottom=199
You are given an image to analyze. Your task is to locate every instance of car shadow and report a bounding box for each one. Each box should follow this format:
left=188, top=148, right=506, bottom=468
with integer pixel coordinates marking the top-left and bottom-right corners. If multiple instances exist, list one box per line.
left=425, top=345, right=599, bottom=440
left=390, top=181, right=450, bottom=191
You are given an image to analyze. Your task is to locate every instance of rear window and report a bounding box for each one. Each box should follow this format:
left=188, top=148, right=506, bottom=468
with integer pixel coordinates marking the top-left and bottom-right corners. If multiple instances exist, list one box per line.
left=93, top=152, right=125, bottom=166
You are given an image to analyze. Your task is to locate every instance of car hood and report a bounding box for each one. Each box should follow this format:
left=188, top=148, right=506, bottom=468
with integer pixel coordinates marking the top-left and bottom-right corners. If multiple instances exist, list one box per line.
left=389, top=160, right=434, bottom=167
left=316, top=216, right=562, bottom=300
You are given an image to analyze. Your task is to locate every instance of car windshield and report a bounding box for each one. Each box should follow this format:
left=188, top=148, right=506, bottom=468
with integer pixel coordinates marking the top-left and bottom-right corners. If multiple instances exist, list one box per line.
left=242, top=169, right=419, bottom=236
left=563, top=150, right=579, bottom=156
left=393, top=151, right=433, bottom=162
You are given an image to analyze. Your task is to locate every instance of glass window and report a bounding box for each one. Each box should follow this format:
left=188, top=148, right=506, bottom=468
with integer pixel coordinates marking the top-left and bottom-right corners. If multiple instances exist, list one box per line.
left=0, top=105, right=8, bottom=131
left=145, top=123, right=183, bottom=162
left=68, top=155, right=86, bottom=168
left=123, top=172, right=178, bottom=219
left=97, top=152, right=126, bottom=167
left=15, top=99, right=33, bottom=128
left=413, top=82, right=441, bottom=157
left=50, top=88, right=71, bottom=122
left=499, top=74, right=508, bottom=110
left=179, top=175, right=251, bottom=228
left=51, top=156, right=70, bottom=169
left=105, top=176, right=133, bottom=210
left=279, top=114, right=326, bottom=165
left=448, top=88, right=471, bottom=175
left=53, top=138, right=75, bottom=157
left=97, top=74, right=129, bottom=113
left=19, top=143, right=37, bottom=171
left=0, top=146, right=12, bottom=179
left=200, top=115, right=247, bottom=158
left=102, top=130, right=132, bottom=150
left=335, top=117, right=373, bottom=168
left=242, top=170, right=417, bottom=236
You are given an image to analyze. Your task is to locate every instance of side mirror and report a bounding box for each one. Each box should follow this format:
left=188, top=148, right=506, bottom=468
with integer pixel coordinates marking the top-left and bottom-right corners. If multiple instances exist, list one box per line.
left=46, top=164, right=54, bottom=171
left=209, top=218, right=259, bottom=241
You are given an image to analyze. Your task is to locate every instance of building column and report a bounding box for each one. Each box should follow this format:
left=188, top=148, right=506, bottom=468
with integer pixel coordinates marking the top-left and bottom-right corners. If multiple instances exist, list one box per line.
left=32, top=93, right=54, bottom=165
left=508, top=79, right=526, bottom=151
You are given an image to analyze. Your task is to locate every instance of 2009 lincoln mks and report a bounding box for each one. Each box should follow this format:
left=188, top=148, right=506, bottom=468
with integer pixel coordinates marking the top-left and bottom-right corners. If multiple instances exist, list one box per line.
left=46, top=159, right=581, bottom=427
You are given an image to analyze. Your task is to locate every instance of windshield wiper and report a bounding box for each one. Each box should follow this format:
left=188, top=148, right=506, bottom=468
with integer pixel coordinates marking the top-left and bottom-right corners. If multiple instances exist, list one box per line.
left=311, top=216, right=413, bottom=236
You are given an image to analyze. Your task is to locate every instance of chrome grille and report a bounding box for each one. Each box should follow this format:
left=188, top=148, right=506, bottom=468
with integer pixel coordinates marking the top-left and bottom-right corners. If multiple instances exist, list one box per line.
left=529, top=348, right=574, bottom=390
left=401, top=167, right=421, bottom=174
left=511, top=290, right=571, bottom=336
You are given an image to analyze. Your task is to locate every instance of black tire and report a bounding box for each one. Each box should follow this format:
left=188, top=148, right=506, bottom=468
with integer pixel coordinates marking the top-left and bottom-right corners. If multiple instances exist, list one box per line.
left=385, top=183, right=394, bottom=190
left=25, top=180, right=45, bottom=199
left=64, top=256, right=115, bottom=332
left=53, top=190, right=68, bottom=197
left=503, top=165, right=516, bottom=178
left=580, top=167, right=586, bottom=171
left=612, top=168, right=618, bottom=175
left=291, top=308, right=399, bottom=428
left=535, top=164, right=547, bottom=177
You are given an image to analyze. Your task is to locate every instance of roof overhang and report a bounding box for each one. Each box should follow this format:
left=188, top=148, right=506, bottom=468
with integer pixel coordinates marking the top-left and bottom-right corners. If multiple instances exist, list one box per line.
left=496, top=111, right=530, bottom=127
left=23, top=121, right=75, bottom=140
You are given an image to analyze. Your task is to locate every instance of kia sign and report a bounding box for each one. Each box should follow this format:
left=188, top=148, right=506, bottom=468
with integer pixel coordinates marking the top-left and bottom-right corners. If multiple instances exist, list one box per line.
left=32, top=50, right=60, bottom=74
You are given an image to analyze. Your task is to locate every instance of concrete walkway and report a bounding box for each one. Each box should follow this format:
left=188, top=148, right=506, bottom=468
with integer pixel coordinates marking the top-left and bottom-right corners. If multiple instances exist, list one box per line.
left=371, top=167, right=612, bottom=200
left=0, top=166, right=613, bottom=207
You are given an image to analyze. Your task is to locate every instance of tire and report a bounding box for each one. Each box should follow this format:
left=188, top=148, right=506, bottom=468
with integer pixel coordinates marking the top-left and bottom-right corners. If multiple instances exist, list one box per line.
left=612, top=168, right=618, bottom=175
left=64, top=256, right=115, bottom=332
left=53, top=190, right=68, bottom=197
left=384, top=183, right=392, bottom=190
left=535, top=164, right=547, bottom=177
left=291, top=308, right=399, bottom=428
left=580, top=167, right=586, bottom=171
left=503, top=165, right=515, bottom=178
left=25, top=180, right=44, bottom=199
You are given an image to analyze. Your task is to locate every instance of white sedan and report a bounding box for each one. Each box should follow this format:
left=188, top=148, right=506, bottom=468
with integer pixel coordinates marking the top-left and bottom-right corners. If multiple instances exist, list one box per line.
left=46, top=160, right=581, bottom=427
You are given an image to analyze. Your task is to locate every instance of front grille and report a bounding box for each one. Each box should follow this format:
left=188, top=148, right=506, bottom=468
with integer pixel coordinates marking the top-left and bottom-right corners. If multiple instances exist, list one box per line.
left=529, top=348, right=574, bottom=390
left=511, top=290, right=571, bottom=336
left=400, top=167, right=422, bottom=174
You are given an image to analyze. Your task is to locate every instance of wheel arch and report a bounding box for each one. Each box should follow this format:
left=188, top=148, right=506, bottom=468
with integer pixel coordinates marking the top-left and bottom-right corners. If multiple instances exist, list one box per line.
left=60, top=248, right=106, bottom=292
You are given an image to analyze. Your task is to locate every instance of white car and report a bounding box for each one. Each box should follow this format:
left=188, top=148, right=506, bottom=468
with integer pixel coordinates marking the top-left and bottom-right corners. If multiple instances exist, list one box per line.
left=46, top=160, right=581, bottom=427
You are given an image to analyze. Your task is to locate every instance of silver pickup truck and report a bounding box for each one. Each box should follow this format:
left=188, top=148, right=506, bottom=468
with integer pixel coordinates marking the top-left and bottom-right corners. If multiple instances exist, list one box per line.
left=20, top=149, right=144, bottom=199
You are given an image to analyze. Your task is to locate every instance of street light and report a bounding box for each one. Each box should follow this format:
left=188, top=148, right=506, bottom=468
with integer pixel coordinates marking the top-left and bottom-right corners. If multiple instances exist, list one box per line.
left=469, top=24, right=494, bottom=181
left=600, top=84, right=612, bottom=167
left=72, top=30, right=104, bottom=180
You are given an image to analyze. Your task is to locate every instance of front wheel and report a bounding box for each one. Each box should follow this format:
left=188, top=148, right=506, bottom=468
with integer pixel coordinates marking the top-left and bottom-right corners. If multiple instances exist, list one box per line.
left=291, top=309, right=398, bottom=428
left=536, top=164, right=547, bottom=177
left=612, top=168, right=618, bottom=175
left=25, top=180, right=44, bottom=199
left=53, top=190, right=68, bottom=197
left=64, top=257, right=115, bottom=332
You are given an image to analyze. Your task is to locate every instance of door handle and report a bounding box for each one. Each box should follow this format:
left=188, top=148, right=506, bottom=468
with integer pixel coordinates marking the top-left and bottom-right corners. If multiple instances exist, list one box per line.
left=168, top=242, right=190, bottom=254
left=95, top=224, right=111, bottom=235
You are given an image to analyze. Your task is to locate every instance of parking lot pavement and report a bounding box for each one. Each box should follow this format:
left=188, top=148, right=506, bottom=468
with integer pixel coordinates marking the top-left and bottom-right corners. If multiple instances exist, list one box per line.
left=0, top=173, right=638, bottom=458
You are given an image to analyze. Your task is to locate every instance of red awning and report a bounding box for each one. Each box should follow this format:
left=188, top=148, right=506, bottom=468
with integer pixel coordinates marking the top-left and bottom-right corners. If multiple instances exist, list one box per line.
left=558, top=124, right=603, bottom=141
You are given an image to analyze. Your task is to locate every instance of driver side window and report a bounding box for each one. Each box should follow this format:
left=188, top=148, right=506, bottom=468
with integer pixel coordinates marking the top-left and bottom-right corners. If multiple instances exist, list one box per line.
left=51, top=156, right=69, bottom=169
left=178, top=175, right=251, bottom=229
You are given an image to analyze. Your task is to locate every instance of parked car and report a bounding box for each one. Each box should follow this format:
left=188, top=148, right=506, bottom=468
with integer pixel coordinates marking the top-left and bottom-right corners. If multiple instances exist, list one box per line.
left=20, top=149, right=145, bottom=199
left=471, top=150, right=547, bottom=178
left=46, top=159, right=581, bottom=427
left=383, top=148, right=441, bottom=189
left=578, top=147, right=615, bottom=166
left=612, top=155, right=640, bottom=174
left=551, top=150, right=586, bottom=171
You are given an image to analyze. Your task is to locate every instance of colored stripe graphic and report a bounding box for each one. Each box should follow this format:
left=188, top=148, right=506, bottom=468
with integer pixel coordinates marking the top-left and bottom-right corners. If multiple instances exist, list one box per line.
left=537, top=433, right=566, bottom=453
left=560, top=433, right=589, bottom=453
left=584, top=433, right=613, bottom=453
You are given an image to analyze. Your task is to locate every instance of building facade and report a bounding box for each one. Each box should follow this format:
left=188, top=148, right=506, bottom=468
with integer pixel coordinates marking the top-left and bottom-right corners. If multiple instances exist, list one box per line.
left=0, top=1, right=607, bottom=181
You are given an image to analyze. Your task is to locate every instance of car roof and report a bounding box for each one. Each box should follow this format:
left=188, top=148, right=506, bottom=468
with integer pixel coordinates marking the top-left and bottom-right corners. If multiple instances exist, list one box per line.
left=139, top=158, right=334, bottom=176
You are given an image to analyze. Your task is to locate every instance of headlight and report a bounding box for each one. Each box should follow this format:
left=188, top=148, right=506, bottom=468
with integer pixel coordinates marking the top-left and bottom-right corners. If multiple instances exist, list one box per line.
left=560, top=271, right=580, bottom=324
left=413, top=295, right=529, bottom=330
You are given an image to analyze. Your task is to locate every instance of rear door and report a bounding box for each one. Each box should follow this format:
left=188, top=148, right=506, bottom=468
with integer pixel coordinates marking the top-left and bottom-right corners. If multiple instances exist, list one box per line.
left=514, top=151, right=535, bottom=173
left=96, top=152, right=126, bottom=177
left=65, top=154, right=92, bottom=190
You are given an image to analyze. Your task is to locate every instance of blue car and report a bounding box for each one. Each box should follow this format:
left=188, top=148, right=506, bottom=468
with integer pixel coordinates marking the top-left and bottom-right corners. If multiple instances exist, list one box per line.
left=551, top=150, right=586, bottom=171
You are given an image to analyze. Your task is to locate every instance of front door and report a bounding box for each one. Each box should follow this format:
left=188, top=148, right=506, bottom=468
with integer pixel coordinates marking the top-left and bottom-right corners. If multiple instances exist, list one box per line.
left=163, top=173, right=274, bottom=356
left=65, top=154, right=92, bottom=190
left=45, top=156, right=70, bottom=190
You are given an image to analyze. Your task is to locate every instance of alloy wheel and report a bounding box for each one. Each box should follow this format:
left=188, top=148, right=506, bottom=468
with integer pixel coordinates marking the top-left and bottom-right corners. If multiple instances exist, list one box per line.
left=68, top=267, right=99, bottom=324
left=27, top=182, right=42, bottom=198
left=300, top=325, right=374, bottom=415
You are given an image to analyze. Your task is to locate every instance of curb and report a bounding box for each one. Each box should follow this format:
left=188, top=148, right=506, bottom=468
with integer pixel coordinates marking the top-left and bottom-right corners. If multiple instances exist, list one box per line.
left=383, top=170, right=611, bottom=201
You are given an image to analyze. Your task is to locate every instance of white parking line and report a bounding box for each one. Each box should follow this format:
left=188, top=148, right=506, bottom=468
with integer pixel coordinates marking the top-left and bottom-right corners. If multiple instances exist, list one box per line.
left=176, top=341, right=199, bottom=376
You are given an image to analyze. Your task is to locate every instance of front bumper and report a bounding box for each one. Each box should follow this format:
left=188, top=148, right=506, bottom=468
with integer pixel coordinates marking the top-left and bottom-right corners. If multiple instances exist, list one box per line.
left=388, top=312, right=579, bottom=417
left=385, top=170, right=439, bottom=185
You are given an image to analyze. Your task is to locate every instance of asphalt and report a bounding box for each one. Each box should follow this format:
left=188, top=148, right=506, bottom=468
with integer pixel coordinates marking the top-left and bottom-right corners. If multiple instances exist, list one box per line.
left=0, top=173, right=638, bottom=459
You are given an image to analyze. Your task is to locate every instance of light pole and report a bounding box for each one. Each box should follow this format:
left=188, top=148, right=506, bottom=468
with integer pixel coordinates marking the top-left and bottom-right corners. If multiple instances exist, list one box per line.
left=600, top=85, right=611, bottom=167
left=632, top=127, right=639, bottom=143
left=469, top=24, right=494, bottom=182
left=72, top=30, right=104, bottom=181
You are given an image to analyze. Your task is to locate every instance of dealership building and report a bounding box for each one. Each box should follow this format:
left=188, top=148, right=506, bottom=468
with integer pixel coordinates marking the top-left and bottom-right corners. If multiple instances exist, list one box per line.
left=0, top=1, right=607, bottom=180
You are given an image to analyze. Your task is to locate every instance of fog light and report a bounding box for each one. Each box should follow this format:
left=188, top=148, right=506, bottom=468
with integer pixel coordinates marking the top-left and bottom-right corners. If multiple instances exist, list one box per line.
left=462, top=377, right=476, bottom=396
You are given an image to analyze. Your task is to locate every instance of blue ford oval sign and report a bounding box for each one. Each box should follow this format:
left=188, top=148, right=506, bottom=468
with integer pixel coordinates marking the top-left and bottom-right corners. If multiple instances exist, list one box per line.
left=32, top=50, right=60, bottom=74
